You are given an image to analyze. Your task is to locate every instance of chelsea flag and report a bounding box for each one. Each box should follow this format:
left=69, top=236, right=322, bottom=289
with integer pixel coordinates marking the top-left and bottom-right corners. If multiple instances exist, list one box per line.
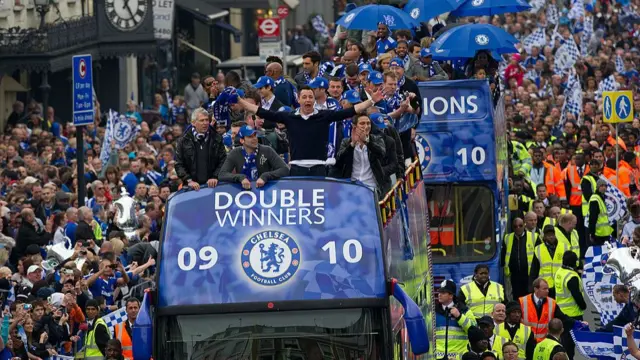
left=603, top=90, right=634, bottom=123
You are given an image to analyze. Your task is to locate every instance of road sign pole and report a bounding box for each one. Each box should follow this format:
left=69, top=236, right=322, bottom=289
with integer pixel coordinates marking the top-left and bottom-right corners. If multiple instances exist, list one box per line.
left=77, top=131, right=85, bottom=207
left=281, top=15, right=287, bottom=75
left=616, top=122, right=620, bottom=189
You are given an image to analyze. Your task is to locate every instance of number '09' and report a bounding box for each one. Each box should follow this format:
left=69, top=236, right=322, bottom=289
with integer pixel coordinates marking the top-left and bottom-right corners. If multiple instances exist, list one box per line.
left=178, top=246, right=218, bottom=271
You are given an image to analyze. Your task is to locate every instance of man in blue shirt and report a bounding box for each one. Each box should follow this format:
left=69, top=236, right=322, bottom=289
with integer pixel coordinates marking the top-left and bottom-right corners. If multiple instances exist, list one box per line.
left=376, top=23, right=396, bottom=54
left=86, top=258, right=131, bottom=310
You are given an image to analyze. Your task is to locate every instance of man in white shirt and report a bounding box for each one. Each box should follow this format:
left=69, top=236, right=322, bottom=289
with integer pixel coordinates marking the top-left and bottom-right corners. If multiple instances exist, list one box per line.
left=335, top=114, right=389, bottom=193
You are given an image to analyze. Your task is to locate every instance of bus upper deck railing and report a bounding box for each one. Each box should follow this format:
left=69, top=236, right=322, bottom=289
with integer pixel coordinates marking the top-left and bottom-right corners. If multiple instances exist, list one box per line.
left=379, top=160, right=423, bottom=227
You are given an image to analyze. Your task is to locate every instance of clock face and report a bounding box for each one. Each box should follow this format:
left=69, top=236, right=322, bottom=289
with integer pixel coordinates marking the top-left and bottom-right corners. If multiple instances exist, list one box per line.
left=105, top=0, right=147, bottom=31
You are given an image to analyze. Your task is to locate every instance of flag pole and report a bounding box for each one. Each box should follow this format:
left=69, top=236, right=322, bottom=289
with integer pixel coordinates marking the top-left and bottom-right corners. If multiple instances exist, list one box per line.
left=616, top=122, right=619, bottom=190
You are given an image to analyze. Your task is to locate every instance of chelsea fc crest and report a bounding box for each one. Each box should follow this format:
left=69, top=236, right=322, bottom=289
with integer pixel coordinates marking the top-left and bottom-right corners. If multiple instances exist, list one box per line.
left=415, top=134, right=432, bottom=172
left=241, top=231, right=301, bottom=286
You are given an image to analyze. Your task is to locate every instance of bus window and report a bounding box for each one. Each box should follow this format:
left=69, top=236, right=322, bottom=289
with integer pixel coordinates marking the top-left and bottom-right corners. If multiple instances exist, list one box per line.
left=426, top=185, right=496, bottom=263
left=159, top=308, right=385, bottom=360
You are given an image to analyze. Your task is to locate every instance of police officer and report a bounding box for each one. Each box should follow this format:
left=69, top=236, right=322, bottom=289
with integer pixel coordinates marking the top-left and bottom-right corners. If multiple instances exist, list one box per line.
left=533, top=318, right=565, bottom=360
left=588, top=179, right=614, bottom=245
left=459, top=265, right=505, bottom=319
left=495, top=301, right=536, bottom=360
left=436, top=280, right=476, bottom=360
left=529, top=225, right=569, bottom=298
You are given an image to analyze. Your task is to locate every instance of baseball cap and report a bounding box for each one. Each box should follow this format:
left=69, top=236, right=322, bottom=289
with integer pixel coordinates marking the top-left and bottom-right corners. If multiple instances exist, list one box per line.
left=150, top=134, right=163, bottom=142
left=254, top=76, right=274, bottom=89
left=369, top=113, right=388, bottom=129
left=420, top=48, right=433, bottom=58
left=27, top=265, right=42, bottom=274
left=342, top=90, right=362, bottom=104
left=477, top=315, right=494, bottom=326
left=389, top=57, right=404, bottom=68
left=238, top=125, right=257, bottom=139
left=359, top=63, right=373, bottom=74
left=308, top=77, right=329, bottom=89
left=367, top=71, right=384, bottom=85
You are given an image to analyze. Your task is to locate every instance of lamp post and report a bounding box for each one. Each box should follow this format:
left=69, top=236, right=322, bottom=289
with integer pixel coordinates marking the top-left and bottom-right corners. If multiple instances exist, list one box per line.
left=34, top=0, right=50, bottom=28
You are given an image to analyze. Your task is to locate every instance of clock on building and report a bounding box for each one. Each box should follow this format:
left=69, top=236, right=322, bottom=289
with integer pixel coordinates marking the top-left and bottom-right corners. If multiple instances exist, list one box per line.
left=105, top=0, right=148, bottom=31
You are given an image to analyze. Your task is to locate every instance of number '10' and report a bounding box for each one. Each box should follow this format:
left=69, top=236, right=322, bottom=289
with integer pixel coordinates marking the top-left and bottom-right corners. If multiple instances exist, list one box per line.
left=321, top=239, right=363, bottom=264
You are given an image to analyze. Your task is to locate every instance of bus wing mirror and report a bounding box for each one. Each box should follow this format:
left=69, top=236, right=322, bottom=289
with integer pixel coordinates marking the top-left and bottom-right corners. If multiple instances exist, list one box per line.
left=390, top=279, right=430, bottom=355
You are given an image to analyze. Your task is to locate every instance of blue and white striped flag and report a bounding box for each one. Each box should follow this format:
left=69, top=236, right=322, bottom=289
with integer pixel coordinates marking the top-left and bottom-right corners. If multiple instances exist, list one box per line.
left=581, top=15, right=594, bottom=56
left=596, top=75, right=620, bottom=101
left=554, top=36, right=580, bottom=74
left=99, top=110, right=140, bottom=166
left=583, top=244, right=624, bottom=326
left=101, top=306, right=128, bottom=336
left=561, top=69, right=583, bottom=124
left=616, top=55, right=625, bottom=73
left=568, top=0, right=585, bottom=20
left=523, top=27, right=547, bottom=53
left=601, top=175, right=629, bottom=223
left=614, top=325, right=640, bottom=360
left=48, top=356, right=75, bottom=360
left=529, top=0, right=545, bottom=13
left=571, top=328, right=616, bottom=359
left=547, top=4, right=559, bottom=24
left=311, top=15, right=330, bottom=39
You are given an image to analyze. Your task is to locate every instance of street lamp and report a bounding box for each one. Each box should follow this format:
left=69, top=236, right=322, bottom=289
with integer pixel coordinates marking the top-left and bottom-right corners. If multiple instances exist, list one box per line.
left=34, top=0, right=50, bottom=29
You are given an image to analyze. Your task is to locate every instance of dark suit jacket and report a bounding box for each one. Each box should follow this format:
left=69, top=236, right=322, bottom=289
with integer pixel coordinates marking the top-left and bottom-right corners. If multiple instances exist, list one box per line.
left=219, top=145, right=289, bottom=183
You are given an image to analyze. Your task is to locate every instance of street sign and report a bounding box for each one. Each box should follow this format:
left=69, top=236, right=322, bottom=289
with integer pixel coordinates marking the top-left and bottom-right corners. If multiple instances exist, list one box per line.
left=277, top=5, right=289, bottom=19
left=258, top=17, right=280, bottom=38
left=72, top=54, right=94, bottom=126
left=603, top=90, right=634, bottom=123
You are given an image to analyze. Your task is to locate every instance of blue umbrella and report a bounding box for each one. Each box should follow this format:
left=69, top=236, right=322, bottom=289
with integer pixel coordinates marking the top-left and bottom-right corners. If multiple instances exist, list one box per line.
left=336, top=4, right=420, bottom=30
left=450, top=0, right=531, bottom=17
left=403, top=0, right=464, bottom=23
left=429, top=24, right=519, bottom=59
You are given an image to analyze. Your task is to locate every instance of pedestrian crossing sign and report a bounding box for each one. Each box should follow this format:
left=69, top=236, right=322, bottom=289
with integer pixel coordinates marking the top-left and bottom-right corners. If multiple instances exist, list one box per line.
left=603, top=90, right=634, bottom=123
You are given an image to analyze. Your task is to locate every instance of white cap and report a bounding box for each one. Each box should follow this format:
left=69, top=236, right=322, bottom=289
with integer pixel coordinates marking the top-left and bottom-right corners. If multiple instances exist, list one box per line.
left=48, top=292, right=64, bottom=307
left=27, top=265, right=42, bottom=274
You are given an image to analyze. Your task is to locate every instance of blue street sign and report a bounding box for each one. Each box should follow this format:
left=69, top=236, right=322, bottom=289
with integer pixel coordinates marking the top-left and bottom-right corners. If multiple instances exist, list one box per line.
left=616, top=95, right=631, bottom=119
left=604, top=95, right=612, bottom=120
left=72, top=55, right=94, bottom=126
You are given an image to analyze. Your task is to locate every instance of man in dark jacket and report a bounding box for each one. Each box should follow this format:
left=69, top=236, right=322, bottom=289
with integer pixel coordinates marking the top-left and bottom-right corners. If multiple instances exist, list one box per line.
left=75, top=206, right=96, bottom=244
left=175, top=108, right=227, bottom=190
left=11, top=208, right=51, bottom=265
left=600, top=285, right=638, bottom=332
left=219, top=125, right=289, bottom=189
left=335, top=114, right=390, bottom=194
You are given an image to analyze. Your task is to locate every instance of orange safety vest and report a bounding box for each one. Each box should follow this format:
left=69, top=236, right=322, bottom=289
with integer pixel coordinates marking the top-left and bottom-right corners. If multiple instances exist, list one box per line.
left=519, top=294, right=556, bottom=343
left=563, top=164, right=590, bottom=207
left=114, top=322, right=133, bottom=360
left=603, top=166, right=631, bottom=197
left=542, top=163, right=566, bottom=201
left=429, top=199, right=454, bottom=246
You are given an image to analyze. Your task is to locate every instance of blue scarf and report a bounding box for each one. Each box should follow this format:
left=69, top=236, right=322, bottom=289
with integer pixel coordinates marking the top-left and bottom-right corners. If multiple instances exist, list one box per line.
left=191, top=125, right=209, bottom=142
left=327, top=119, right=352, bottom=158
left=397, top=75, right=406, bottom=88
left=212, top=87, right=241, bottom=129
left=421, top=62, right=436, bottom=77
left=241, top=147, right=258, bottom=181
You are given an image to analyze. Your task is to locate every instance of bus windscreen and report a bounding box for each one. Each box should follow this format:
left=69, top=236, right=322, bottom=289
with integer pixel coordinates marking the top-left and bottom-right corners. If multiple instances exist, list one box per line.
left=157, top=180, right=386, bottom=308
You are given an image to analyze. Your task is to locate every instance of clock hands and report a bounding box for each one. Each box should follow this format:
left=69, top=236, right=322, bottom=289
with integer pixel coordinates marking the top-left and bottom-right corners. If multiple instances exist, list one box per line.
left=122, top=0, right=135, bottom=19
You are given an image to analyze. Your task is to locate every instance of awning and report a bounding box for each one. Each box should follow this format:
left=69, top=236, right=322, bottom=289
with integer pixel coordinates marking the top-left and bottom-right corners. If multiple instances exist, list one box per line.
left=175, top=0, right=229, bottom=22
left=213, top=20, right=242, bottom=43
left=209, top=0, right=269, bottom=8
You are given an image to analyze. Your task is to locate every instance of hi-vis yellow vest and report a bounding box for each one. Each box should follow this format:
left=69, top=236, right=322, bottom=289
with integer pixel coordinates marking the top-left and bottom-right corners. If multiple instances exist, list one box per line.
left=553, top=227, right=580, bottom=258
left=497, top=322, right=532, bottom=360
left=581, top=175, right=597, bottom=217
left=554, top=267, right=584, bottom=317
left=589, top=195, right=614, bottom=237
left=504, top=231, right=536, bottom=277
left=76, top=317, right=110, bottom=360
left=460, top=281, right=505, bottom=318
left=533, top=337, right=562, bottom=360
left=534, top=242, right=568, bottom=288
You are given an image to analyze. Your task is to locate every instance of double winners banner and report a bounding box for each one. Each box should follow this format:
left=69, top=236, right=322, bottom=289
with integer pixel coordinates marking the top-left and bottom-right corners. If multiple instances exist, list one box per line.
left=157, top=179, right=386, bottom=307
